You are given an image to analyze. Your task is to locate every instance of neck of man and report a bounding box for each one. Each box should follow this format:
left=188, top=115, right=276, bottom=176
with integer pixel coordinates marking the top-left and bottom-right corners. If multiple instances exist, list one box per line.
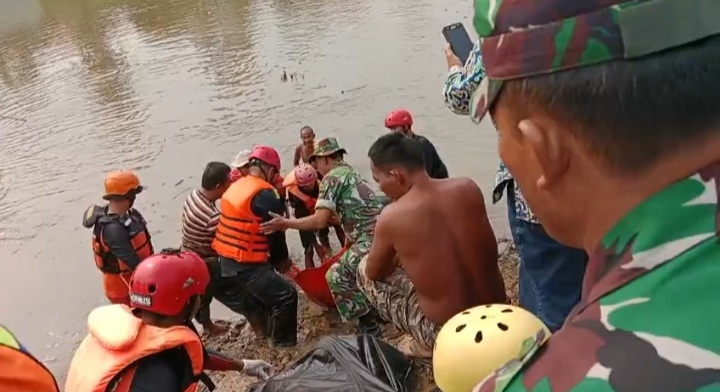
left=248, top=166, right=268, bottom=182
left=581, top=135, right=720, bottom=252
left=108, top=202, right=128, bottom=215
left=200, top=188, right=218, bottom=202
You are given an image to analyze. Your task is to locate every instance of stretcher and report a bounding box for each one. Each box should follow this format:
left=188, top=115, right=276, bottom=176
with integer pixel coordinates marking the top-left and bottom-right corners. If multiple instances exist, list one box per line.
left=286, top=245, right=350, bottom=308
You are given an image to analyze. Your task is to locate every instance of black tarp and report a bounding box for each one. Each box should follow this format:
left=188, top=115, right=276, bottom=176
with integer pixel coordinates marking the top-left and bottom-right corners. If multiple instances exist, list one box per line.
left=248, top=335, right=412, bottom=392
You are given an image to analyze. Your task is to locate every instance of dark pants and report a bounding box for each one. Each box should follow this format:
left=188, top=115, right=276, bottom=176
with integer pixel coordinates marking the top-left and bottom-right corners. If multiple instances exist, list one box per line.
left=214, top=258, right=298, bottom=346
left=506, top=182, right=587, bottom=331
left=194, top=257, right=221, bottom=325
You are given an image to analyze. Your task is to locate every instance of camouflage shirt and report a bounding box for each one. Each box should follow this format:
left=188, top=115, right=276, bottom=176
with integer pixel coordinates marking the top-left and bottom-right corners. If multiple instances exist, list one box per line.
left=473, top=163, right=720, bottom=392
left=315, top=162, right=383, bottom=244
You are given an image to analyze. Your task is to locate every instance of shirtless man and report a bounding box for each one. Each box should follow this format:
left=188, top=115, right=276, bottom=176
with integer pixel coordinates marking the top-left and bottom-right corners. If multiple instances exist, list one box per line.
left=293, top=126, right=315, bottom=166
left=358, top=132, right=507, bottom=358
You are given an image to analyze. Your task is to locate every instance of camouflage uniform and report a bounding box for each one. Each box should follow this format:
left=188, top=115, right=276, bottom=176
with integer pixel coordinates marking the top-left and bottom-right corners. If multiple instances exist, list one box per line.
left=311, top=138, right=385, bottom=322
left=357, top=257, right=438, bottom=353
left=468, top=1, right=720, bottom=391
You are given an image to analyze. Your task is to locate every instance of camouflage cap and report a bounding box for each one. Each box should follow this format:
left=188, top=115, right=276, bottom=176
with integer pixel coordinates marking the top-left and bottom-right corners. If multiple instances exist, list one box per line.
left=309, top=137, right=347, bottom=160
left=470, top=0, right=720, bottom=123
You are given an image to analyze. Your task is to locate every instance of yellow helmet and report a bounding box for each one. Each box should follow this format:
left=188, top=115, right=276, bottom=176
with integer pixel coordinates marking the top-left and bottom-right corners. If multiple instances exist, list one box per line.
left=433, top=304, right=550, bottom=392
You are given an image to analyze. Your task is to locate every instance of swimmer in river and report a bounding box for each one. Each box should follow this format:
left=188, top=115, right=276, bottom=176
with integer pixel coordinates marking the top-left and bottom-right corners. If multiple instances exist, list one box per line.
left=358, top=132, right=507, bottom=358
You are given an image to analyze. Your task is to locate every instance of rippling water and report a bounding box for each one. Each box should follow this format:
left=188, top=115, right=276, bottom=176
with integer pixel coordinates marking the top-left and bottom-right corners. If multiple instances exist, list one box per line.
left=0, top=0, right=501, bottom=375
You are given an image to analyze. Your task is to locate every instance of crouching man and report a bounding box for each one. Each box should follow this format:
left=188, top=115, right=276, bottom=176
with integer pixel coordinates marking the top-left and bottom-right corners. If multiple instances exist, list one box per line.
left=358, top=133, right=508, bottom=358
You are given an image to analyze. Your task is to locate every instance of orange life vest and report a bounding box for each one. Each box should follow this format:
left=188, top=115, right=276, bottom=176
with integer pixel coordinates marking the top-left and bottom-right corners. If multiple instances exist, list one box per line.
left=0, top=325, right=59, bottom=392
left=213, top=175, right=274, bottom=263
left=65, top=305, right=205, bottom=392
left=287, top=184, right=319, bottom=213
left=88, top=207, right=154, bottom=275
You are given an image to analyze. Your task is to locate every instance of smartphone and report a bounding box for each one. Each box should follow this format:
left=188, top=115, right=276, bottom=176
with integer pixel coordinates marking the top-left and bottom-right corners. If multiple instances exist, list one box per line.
left=442, top=23, right=474, bottom=65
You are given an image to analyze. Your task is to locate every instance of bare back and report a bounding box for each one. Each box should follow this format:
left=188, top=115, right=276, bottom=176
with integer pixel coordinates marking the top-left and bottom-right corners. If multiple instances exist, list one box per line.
left=384, top=178, right=507, bottom=324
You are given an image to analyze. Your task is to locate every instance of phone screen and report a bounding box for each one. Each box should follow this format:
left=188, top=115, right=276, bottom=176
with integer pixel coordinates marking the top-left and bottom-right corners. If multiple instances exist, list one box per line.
left=442, top=23, right=474, bottom=65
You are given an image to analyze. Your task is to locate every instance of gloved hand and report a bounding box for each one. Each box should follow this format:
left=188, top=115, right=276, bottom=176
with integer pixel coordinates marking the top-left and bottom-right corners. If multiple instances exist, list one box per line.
left=242, top=359, right=274, bottom=380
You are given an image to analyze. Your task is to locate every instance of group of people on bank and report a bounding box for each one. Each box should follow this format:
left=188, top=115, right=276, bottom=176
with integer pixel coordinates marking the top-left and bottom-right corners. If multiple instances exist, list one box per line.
left=4, top=0, right=720, bottom=390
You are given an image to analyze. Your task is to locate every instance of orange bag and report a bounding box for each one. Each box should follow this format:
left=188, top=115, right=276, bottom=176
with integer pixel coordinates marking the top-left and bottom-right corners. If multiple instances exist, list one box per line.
left=286, top=245, right=350, bottom=308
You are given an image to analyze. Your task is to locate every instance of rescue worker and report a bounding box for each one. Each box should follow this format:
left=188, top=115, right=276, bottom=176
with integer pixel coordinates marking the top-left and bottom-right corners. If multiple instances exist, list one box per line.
left=261, top=138, right=384, bottom=335
left=83, top=170, right=154, bottom=305
left=285, top=163, right=346, bottom=269
left=0, top=325, right=60, bottom=391
left=212, top=145, right=298, bottom=348
left=384, top=109, right=449, bottom=179
left=230, top=149, right=252, bottom=182
left=65, top=250, right=273, bottom=392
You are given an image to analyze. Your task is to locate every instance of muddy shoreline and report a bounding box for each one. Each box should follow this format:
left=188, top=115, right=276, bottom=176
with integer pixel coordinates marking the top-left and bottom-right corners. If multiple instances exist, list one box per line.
left=202, top=239, right=520, bottom=391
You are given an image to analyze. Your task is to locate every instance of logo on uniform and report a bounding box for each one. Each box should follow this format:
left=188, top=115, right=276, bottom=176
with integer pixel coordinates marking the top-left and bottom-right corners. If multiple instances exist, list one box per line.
left=129, top=293, right=152, bottom=307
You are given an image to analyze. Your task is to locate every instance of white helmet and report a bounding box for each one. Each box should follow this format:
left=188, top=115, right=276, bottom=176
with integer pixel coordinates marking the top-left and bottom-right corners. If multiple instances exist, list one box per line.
left=231, top=149, right=252, bottom=168
left=433, top=304, right=551, bottom=392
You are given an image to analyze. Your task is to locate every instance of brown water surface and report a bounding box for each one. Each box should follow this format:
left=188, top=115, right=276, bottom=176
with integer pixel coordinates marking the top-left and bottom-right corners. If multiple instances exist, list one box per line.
left=0, top=0, right=502, bottom=376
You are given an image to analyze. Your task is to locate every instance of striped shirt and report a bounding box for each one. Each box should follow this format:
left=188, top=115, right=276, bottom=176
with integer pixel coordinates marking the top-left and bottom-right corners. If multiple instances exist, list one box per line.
left=181, top=189, right=219, bottom=258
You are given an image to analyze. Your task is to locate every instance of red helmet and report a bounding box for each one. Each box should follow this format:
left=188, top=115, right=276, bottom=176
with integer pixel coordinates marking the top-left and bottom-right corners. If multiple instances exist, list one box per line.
left=295, top=164, right=317, bottom=187
left=249, top=145, right=281, bottom=171
left=384, top=109, right=413, bottom=129
left=128, top=250, right=210, bottom=316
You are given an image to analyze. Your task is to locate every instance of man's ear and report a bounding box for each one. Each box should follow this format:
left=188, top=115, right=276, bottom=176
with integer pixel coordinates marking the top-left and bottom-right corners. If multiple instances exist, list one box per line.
left=518, top=119, right=569, bottom=191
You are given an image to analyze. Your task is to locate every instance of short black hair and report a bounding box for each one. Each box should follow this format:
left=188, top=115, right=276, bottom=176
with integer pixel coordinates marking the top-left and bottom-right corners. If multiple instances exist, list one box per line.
left=300, top=126, right=314, bottom=134
left=368, top=132, right=425, bottom=171
left=201, top=162, right=231, bottom=190
left=503, top=35, right=720, bottom=175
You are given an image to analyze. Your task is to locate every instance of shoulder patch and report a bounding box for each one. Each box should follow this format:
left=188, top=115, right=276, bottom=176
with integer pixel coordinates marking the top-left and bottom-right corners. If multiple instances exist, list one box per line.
left=84, top=205, right=95, bottom=221
left=272, top=188, right=280, bottom=199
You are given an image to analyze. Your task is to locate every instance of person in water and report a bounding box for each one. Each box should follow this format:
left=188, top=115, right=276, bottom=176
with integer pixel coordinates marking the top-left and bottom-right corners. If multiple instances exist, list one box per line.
left=180, top=162, right=233, bottom=335
left=83, top=170, right=154, bottom=305
left=262, top=137, right=385, bottom=335
left=359, top=133, right=507, bottom=358
left=65, top=250, right=273, bottom=392
left=230, top=149, right=252, bottom=182
left=466, top=0, right=720, bottom=391
left=285, top=163, right=346, bottom=269
left=293, top=125, right=316, bottom=166
left=212, top=145, right=298, bottom=347
left=384, top=109, right=448, bottom=179
left=0, top=324, right=60, bottom=391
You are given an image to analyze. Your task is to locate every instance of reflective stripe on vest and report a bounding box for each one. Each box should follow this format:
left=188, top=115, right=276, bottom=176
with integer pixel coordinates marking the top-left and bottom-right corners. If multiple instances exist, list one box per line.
left=213, top=176, right=273, bottom=263
left=65, top=305, right=205, bottom=392
left=0, top=325, right=60, bottom=392
left=92, top=222, right=154, bottom=274
left=287, top=184, right=318, bottom=214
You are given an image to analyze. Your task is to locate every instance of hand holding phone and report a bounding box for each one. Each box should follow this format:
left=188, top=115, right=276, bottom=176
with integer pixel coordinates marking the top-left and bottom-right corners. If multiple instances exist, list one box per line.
left=442, top=23, right=474, bottom=65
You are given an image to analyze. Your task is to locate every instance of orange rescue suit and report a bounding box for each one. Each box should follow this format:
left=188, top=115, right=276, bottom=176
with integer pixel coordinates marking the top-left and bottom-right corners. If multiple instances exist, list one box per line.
left=0, top=325, right=60, bottom=392
left=84, top=206, right=154, bottom=304
left=65, top=305, right=205, bottom=392
left=213, top=175, right=274, bottom=263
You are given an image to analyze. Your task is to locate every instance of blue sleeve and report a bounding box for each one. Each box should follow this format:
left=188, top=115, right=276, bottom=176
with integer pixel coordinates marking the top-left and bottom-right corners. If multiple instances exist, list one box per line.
left=442, top=41, right=486, bottom=116
left=129, top=355, right=183, bottom=392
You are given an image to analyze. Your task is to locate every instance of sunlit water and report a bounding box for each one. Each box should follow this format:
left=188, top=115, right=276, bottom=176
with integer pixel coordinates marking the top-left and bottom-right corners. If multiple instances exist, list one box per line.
left=0, top=0, right=502, bottom=376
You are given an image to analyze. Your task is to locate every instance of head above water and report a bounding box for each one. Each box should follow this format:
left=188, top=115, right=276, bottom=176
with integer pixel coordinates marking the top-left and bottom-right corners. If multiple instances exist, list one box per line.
left=300, top=126, right=315, bottom=146
left=201, top=161, right=231, bottom=200
left=384, top=108, right=413, bottom=136
left=471, top=0, right=720, bottom=250
left=103, top=170, right=143, bottom=212
left=129, top=249, right=210, bottom=327
left=308, top=137, right=347, bottom=176
left=368, top=132, right=426, bottom=201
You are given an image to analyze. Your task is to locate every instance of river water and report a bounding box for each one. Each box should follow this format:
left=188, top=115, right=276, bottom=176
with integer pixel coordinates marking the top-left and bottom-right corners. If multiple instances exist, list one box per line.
left=0, top=0, right=503, bottom=377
